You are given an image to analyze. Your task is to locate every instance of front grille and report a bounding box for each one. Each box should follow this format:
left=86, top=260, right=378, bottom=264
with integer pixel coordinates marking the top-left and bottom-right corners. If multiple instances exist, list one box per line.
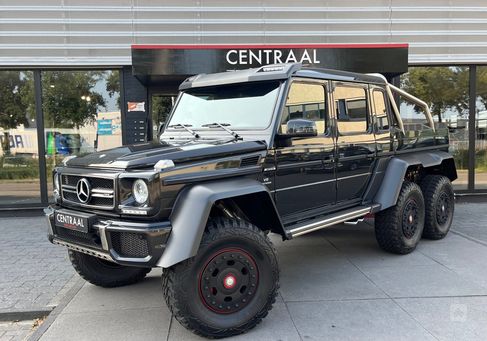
left=111, top=232, right=149, bottom=258
left=61, top=174, right=115, bottom=209
left=56, top=226, right=102, bottom=249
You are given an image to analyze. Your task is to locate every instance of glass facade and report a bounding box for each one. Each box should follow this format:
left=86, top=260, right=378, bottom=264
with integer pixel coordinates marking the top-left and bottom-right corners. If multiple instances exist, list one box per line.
left=151, top=95, right=175, bottom=140
left=0, top=69, right=121, bottom=208
left=2, top=64, right=487, bottom=209
left=0, top=70, right=40, bottom=205
left=476, top=66, right=487, bottom=189
left=42, top=70, right=121, bottom=200
left=401, top=66, right=470, bottom=190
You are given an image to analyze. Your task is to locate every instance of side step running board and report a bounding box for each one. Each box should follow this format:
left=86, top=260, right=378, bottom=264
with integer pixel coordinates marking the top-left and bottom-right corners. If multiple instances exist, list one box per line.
left=286, top=204, right=379, bottom=238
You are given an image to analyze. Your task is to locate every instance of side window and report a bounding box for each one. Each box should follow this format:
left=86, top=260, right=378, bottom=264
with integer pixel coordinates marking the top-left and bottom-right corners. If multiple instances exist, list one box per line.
left=372, top=89, right=390, bottom=131
left=334, top=85, right=369, bottom=134
left=281, top=82, right=326, bottom=135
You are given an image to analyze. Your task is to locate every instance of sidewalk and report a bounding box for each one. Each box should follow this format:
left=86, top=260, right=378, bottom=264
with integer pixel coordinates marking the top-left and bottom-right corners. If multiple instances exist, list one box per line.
left=33, top=203, right=487, bottom=341
left=0, top=216, right=77, bottom=340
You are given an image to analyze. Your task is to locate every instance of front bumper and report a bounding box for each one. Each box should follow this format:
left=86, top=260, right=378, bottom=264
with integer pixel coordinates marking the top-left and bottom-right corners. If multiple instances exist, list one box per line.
left=45, top=205, right=171, bottom=267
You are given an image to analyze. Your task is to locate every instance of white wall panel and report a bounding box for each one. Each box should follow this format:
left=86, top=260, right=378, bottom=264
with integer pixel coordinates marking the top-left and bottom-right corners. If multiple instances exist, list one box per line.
left=1, top=0, right=487, bottom=66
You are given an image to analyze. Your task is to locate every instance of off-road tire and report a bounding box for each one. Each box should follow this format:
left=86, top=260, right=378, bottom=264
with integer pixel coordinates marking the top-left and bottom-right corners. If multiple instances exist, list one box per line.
left=68, top=250, right=150, bottom=288
left=420, top=175, right=454, bottom=240
left=375, top=181, right=425, bottom=254
left=161, top=218, right=279, bottom=339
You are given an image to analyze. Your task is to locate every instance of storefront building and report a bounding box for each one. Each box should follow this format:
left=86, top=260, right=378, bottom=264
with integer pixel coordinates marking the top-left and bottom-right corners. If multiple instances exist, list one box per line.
left=1, top=1, right=487, bottom=209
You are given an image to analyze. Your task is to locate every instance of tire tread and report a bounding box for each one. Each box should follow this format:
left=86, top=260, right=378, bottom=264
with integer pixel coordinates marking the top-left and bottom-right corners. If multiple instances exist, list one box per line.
left=69, top=250, right=150, bottom=288
left=375, top=181, right=424, bottom=254
left=420, top=175, right=454, bottom=240
left=161, top=218, right=279, bottom=339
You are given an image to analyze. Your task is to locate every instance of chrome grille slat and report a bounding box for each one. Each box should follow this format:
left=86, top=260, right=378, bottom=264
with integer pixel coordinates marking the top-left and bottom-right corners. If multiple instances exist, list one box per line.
left=91, top=193, right=114, bottom=198
left=61, top=174, right=115, bottom=209
left=63, top=188, right=77, bottom=193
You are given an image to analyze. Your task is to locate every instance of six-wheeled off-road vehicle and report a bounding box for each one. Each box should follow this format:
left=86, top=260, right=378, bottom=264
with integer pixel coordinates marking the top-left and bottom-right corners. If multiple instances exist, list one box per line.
left=45, top=64, right=456, bottom=338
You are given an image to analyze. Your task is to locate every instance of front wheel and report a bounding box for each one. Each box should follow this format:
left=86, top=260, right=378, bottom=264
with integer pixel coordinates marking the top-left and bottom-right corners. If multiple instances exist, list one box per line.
left=161, top=219, right=279, bottom=339
left=68, top=250, right=150, bottom=288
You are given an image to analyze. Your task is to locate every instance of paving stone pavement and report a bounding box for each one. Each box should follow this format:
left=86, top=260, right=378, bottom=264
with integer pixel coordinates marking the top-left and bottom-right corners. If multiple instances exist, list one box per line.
left=0, top=320, right=36, bottom=341
left=0, top=216, right=75, bottom=313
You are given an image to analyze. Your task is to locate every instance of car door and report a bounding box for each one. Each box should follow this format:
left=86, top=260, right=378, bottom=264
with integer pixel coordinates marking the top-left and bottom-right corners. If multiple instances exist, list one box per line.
left=332, top=82, right=376, bottom=203
left=273, top=80, right=336, bottom=217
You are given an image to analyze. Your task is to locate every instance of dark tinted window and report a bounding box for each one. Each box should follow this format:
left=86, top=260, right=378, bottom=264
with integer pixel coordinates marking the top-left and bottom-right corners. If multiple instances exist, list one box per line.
left=334, top=85, right=369, bottom=134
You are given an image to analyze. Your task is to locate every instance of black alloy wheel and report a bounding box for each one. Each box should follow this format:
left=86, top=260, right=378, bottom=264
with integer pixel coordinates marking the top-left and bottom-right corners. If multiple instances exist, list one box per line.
left=402, top=198, right=420, bottom=239
left=436, top=191, right=452, bottom=226
left=198, top=248, right=259, bottom=314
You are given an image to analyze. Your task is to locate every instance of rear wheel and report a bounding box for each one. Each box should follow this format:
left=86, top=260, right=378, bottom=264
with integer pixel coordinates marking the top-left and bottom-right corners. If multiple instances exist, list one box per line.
left=375, top=181, right=425, bottom=254
left=421, top=175, right=454, bottom=240
left=161, top=218, right=279, bottom=339
left=68, top=250, right=150, bottom=288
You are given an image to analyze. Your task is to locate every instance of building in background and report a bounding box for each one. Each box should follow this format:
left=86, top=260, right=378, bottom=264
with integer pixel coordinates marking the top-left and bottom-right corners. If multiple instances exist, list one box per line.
left=1, top=1, right=486, bottom=209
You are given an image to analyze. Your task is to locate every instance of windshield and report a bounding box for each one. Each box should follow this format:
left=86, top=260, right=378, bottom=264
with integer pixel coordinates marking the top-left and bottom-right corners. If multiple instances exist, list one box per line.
left=167, top=81, right=281, bottom=130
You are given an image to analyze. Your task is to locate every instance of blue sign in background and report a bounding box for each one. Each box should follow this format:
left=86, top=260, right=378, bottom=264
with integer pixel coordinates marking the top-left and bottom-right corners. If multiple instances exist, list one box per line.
left=97, top=119, right=112, bottom=135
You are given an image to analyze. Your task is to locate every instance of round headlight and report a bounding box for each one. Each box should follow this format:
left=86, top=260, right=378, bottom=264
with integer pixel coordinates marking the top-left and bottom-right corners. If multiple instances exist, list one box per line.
left=132, top=179, right=149, bottom=204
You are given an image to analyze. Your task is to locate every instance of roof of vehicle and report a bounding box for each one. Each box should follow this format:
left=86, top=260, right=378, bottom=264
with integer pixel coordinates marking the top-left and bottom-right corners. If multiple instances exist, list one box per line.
left=179, top=63, right=387, bottom=90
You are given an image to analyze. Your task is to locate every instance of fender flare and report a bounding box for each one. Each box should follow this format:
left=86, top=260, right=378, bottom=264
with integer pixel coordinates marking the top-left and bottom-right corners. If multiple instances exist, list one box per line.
left=157, top=178, right=279, bottom=268
left=373, top=151, right=456, bottom=210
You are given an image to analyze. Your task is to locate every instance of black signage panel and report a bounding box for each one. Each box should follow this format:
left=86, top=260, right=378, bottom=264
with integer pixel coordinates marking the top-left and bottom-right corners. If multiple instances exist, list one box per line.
left=132, top=44, right=408, bottom=83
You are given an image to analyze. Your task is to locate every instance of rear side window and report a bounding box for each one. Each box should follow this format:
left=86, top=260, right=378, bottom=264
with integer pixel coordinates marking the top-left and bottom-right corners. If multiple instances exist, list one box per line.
left=334, top=85, right=369, bottom=134
left=372, top=89, right=390, bottom=132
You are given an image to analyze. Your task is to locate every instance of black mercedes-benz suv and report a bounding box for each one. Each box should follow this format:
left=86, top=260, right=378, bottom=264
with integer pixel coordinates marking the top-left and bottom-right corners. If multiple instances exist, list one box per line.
left=45, top=63, right=457, bottom=338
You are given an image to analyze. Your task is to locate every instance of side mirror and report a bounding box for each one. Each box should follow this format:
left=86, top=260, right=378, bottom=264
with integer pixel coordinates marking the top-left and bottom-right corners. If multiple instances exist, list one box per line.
left=284, top=119, right=317, bottom=137
left=157, top=122, right=166, bottom=137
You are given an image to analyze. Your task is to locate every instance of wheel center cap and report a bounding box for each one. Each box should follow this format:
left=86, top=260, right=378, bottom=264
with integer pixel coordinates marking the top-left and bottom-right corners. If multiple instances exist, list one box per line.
left=442, top=205, right=445, bottom=212
left=409, top=215, right=413, bottom=223
left=223, top=274, right=236, bottom=289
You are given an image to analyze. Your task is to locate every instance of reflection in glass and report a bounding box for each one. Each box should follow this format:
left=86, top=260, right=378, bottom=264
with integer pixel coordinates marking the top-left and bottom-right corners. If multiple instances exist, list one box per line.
left=475, top=66, right=487, bottom=189
left=41, top=70, right=121, bottom=199
left=151, top=95, right=175, bottom=140
left=402, top=66, right=469, bottom=190
left=0, top=70, right=40, bottom=205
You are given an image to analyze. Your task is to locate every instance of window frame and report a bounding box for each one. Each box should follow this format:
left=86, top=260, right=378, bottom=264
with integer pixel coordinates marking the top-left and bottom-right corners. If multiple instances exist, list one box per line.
left=370, top=86, right=392, bottom=135
left=279, top=78, right=330, bottom=136
left=332, top=81, right=372, bottom=136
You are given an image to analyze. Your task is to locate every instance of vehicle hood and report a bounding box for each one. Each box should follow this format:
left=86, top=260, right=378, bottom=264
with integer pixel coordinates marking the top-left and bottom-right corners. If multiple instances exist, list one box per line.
left=64, top=139, right=267, bottom=169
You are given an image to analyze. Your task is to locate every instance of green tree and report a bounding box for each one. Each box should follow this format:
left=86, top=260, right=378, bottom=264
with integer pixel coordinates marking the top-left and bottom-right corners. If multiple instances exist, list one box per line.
left=0, top=71, right=33, bottom=155
left=477, top=67, right=487, bottom=111
left=106, top=71, right=121, bottom=109
left=401, top=67, right=469, bottom=122
left=40, top=71, right=106, bottom=129
left=151, top=95, right=173, bottom=137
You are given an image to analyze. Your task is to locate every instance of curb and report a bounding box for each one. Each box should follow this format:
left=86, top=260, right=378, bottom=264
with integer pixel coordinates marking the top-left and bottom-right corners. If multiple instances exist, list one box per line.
left=28, top=277, right=85, bottom=341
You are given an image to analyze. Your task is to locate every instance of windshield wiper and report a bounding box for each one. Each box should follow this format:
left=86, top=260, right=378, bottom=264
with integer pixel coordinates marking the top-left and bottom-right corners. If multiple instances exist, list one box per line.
left=202, top=122, right=242, bottom=141
left=167, top=123, right=200, bottom=139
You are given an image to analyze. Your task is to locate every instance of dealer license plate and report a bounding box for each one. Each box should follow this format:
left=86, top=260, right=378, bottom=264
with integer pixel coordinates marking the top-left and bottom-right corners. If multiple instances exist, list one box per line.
left=54, top=209, right=94, bottom=233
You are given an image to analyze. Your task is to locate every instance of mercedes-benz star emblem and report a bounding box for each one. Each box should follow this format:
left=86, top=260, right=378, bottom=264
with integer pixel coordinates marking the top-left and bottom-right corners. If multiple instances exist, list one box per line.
left=76, top=178, right=91, bottom=204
